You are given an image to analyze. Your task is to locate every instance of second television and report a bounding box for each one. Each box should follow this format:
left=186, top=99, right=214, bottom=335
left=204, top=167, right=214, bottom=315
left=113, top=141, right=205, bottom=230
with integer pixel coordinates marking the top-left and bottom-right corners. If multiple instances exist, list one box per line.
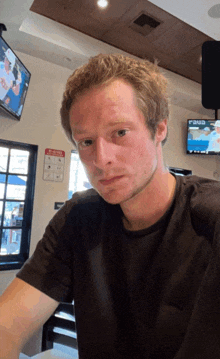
left=187, top=119, right=220, bottom=155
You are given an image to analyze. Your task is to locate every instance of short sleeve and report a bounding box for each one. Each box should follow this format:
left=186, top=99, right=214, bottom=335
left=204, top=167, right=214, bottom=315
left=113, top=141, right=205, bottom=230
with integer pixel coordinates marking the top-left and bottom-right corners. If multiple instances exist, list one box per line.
left=16, top=194, right=81, bottom=303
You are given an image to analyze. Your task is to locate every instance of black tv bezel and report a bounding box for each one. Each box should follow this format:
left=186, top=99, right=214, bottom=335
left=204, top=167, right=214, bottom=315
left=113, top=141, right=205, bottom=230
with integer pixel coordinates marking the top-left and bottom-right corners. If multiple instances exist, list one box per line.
left=186, top=119, right=220, bottom=156
left=0, top=35, right=31, bottom=121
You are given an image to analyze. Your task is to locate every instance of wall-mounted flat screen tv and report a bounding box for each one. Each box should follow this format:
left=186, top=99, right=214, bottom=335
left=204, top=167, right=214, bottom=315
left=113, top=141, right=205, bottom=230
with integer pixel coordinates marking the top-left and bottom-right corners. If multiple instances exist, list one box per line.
left=187, top=119, right=220, bottom=155
left=0, top=36, right=31, bottom=120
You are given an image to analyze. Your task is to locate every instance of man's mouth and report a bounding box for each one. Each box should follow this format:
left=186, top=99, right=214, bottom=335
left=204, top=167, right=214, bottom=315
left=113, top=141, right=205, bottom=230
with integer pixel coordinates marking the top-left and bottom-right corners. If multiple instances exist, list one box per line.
left=99, top=175, right=124, bottom=185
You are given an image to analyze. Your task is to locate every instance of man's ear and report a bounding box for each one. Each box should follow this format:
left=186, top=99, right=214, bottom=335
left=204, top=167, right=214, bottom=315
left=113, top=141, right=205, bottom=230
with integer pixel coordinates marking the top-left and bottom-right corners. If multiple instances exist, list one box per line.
left=155, top=118, right=168, bottom=144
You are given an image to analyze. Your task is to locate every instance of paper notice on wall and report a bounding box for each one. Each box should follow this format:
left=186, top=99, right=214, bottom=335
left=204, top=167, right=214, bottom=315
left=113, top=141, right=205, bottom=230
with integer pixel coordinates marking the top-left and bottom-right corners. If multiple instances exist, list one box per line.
left=43, top=148, right=65, bottom=182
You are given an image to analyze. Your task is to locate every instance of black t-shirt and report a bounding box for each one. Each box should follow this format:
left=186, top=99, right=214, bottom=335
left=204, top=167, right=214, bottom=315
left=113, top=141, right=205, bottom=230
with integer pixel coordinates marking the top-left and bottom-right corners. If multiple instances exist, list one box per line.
left=17, top=175, right=220, bottom=358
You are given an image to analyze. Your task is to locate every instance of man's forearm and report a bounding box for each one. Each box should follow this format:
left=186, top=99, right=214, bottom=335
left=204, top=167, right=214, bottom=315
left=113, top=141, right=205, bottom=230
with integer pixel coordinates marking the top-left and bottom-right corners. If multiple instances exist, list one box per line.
left=0, top=328, right=21, bottom=359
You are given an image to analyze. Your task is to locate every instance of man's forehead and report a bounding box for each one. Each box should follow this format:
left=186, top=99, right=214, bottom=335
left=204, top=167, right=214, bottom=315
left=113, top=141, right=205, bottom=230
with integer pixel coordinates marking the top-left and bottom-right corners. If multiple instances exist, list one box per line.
left=70, top=84, right=137, bottom=123
left=73, top=78, right=135, bottom=104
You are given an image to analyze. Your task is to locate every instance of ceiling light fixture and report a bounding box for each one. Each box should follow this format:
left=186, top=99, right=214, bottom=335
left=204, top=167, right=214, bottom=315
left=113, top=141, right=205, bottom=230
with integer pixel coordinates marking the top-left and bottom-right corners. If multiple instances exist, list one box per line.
left=208, top=4, right=220, bottom=18
left=97, top=0, right=109, bottom=9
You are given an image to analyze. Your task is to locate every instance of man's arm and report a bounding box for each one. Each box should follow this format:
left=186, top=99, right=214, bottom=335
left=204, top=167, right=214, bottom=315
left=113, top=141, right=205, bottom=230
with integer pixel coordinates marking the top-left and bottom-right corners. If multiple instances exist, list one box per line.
left=0, top=277, right=59, bottom=359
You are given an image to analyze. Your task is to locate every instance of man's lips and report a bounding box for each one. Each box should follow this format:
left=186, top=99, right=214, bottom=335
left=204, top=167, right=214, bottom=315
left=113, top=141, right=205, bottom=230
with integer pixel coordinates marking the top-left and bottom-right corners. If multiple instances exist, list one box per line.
left=99, top=175, right=124, bottom=185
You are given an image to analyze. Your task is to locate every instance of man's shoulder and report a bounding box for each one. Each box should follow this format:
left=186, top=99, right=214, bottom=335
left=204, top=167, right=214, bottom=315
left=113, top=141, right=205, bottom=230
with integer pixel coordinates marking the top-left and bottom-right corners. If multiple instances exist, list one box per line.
left=54, top=188, right=101, bottom=217
left=178, top=175, right=220, bottom=236
left=67, top=187, right=104, bottom=210
left=50, top=188, right=105, bottom=228
left=49, top=189, right=119, bottom=250
left=40, top=188, right=105, bottom=248
left=177, top=174, right=220, bottom=199
left=180, top=174, right=219, bottom=186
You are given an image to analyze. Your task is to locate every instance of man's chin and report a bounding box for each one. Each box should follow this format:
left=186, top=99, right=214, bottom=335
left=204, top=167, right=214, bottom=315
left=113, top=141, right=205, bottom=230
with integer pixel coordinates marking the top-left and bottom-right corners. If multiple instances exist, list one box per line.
left=98, top=192, right=122, bottom=205
left=91, top=177, right=132, bottom=205
left=95, top=188, right=125, bottom=205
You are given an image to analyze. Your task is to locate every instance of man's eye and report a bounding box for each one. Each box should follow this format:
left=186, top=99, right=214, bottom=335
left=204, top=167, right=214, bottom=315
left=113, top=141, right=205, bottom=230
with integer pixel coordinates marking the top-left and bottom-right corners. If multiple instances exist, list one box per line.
left=79, top=139, right=93, bottom=148
left=116, top=129, right=127, bottom=137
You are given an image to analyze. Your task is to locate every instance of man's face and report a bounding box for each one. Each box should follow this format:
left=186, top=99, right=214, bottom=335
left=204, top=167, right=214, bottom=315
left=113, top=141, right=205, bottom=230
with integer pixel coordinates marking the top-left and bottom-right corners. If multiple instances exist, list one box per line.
left=70, top=79, right=166, bottom=205
left=216, top=126, right=220, bottom=134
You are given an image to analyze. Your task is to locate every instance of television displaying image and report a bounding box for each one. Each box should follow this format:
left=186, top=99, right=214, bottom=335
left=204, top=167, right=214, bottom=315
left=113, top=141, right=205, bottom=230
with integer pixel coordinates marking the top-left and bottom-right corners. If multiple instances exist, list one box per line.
left=0, top=36, right=31, bottom=120
left=187, top=119, right=220, bottom=155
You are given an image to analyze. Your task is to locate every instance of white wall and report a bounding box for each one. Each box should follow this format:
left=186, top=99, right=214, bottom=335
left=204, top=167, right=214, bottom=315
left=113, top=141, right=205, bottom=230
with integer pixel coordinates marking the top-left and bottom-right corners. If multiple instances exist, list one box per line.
left=0, top=50, right=218, bottom=354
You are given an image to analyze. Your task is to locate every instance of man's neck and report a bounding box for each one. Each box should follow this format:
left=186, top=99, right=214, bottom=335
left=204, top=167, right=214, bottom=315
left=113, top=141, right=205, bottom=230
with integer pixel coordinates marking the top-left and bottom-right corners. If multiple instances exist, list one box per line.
left=121, top=171, right=176, bottom=231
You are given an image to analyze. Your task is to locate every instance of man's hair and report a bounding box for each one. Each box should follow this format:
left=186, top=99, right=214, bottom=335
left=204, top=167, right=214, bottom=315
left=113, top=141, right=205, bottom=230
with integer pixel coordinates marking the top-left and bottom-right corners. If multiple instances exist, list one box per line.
left=60, top=53, right=169, bottom=146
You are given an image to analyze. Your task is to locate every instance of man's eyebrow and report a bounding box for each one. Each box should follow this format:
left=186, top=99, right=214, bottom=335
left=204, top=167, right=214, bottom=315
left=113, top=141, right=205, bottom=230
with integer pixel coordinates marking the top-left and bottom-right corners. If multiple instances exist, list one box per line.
left=72, top=128, right=88, bottom=135
left=107, top=120, right=133, bottom=127
left=73, top=120, right=134, bottom=135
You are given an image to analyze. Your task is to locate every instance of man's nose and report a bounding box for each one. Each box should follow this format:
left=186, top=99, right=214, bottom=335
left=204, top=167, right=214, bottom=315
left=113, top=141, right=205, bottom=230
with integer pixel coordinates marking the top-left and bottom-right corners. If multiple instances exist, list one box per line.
left=93, top=137, right=115, bottom=169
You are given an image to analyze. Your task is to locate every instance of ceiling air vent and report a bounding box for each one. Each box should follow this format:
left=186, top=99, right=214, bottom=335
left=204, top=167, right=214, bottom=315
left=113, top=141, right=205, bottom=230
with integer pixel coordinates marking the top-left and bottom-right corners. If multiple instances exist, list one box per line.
left=129, top=12, right=162, bottom=36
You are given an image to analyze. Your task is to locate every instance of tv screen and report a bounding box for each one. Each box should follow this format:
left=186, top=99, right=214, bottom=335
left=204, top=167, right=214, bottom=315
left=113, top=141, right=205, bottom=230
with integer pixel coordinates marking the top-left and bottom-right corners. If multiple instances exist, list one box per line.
left=0, top=36, right=31, bottom=120
left=187, top=119, right=220, bottom=155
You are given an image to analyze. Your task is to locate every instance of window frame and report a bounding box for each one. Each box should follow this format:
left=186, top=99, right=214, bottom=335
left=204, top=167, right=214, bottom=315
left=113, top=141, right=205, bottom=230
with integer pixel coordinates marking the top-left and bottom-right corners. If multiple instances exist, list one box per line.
left=0, top=139, right=38, bottom=271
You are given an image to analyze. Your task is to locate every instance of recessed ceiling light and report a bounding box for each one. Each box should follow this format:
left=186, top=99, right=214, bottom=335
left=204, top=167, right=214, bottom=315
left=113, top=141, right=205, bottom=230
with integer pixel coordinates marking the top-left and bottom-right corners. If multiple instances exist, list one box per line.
left=97, top=0, right=109, bottom=9
left=208, top=4, right=220, bottom=18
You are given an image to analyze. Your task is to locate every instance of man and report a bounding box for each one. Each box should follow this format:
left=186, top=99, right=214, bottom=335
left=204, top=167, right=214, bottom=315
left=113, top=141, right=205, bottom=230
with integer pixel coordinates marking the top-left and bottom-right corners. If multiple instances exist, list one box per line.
left=1, top=54, right=220, bottom=359
left=0, top=48, right=21, bottom=101
left=207, top=120, right=220, bottom=152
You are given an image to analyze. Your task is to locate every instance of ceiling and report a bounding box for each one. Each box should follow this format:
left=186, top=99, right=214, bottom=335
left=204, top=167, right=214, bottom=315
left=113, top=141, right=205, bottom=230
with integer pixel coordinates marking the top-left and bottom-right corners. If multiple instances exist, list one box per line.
left=29, top=0, right=216, bottom=84
left=0, top=0, right=219, bottom=116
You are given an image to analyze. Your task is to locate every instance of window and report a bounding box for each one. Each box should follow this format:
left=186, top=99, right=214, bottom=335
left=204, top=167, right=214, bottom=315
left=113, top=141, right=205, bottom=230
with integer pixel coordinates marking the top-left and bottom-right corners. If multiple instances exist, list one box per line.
left=0, top=139, right=38, bottom=270
left=68, top=150, right=92, bottom=199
